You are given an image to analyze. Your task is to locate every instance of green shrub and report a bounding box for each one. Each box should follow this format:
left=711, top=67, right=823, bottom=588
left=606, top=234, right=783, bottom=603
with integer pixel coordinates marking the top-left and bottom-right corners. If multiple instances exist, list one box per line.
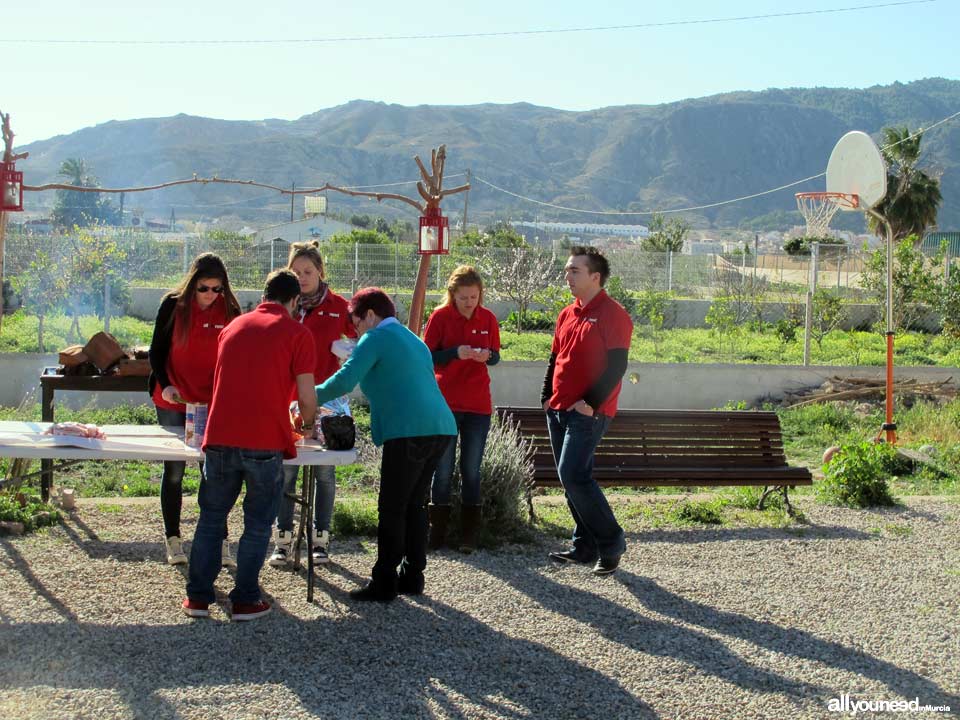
left=0, top=492, right=61, bottom=532
left=816, top=441, right=897, bottom=507
left=667, top=499, right=725, bottom=525
left=502, top=309, right=554, bottom=332
left=449, top=415, right=534, bottom=545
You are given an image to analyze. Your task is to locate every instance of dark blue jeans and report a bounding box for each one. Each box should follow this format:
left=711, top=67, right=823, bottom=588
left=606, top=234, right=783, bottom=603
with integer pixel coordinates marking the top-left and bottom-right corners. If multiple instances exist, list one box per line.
left=186, top=446, right=284, bottom=605
left=276, top=464, right=336, bottom=533
left=431, top=412, right=491, bottom=507
left=546, top=409, right=626, bottom=560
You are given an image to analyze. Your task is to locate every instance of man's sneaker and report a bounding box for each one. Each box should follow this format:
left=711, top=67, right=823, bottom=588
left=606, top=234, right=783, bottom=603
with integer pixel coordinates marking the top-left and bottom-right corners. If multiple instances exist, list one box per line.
left=231, top=600, right=271, bottom=621
left=593, top=555, right=621, bottom=576
left=548, top=549, right=596, bottom=565
left=165, top=536, right=187, bottom=565
left=311, top=530, right=330, bottom=564
left=181, top=598, right=209, bottom=618
left=269, top=530, right=294, bottom=567
left=221, top=540, right=237, bottom=568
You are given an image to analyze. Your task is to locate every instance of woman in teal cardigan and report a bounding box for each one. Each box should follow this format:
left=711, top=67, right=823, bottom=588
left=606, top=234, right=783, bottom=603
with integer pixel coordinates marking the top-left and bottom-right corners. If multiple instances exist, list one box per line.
left=316, top=287, right=456, bottom=602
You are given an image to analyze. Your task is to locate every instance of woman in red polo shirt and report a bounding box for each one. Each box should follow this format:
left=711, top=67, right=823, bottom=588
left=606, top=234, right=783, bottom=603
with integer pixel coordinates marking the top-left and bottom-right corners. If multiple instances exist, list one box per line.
left=423, top=265, right=501, bottom=552
left=269, top=240, right=356, bottom=568
left=149, top=253, right=241, bottom=566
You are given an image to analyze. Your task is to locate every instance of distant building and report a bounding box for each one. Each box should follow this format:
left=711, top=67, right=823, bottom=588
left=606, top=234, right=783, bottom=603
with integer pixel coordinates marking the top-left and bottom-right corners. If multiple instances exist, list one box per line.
left=249, top=215, right=354, bottom=245
left=511, top=221, right=648, bottom=245
left=687, top=240, right=722, bottom=255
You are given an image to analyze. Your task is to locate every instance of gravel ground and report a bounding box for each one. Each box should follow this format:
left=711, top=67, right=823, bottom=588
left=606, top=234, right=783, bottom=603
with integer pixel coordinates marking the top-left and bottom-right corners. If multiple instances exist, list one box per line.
left=0, top=496, right=957, bottom=720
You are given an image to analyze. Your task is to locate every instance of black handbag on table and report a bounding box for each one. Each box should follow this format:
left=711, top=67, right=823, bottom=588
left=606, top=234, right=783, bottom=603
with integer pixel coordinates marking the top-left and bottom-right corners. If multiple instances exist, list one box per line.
left=320, top=415, right=356, bottom=451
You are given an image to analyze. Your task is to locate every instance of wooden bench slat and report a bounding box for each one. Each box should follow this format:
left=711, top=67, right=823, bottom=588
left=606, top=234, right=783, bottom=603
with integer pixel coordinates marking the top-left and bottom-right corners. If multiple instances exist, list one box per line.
left=499, top=406, right=812, bottom=491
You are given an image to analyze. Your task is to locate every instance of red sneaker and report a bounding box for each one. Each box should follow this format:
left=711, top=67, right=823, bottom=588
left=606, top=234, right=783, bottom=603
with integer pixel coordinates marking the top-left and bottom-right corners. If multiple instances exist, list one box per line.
left=231, top=600, right=271, bottom=622
left=181, top=598, right=210, bottom=618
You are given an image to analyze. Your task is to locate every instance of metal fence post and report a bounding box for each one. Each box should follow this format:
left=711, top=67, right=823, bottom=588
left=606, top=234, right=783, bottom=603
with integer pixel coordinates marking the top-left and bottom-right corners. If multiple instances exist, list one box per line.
left=104, top=272, right=111, bottom=333
left=667, top=250, right=673, bottom=292
left=352, top=242, right=359, bottom=295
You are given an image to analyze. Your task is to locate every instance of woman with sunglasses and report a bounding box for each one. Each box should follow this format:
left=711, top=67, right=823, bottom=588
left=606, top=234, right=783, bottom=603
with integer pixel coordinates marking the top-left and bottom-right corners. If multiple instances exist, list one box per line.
left=149, top=253, right=242, bottom=566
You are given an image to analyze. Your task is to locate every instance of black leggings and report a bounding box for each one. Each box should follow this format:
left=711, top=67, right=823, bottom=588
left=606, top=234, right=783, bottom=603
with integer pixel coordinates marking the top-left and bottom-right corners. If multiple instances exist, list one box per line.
left=156, top=407, right=227, bottom=540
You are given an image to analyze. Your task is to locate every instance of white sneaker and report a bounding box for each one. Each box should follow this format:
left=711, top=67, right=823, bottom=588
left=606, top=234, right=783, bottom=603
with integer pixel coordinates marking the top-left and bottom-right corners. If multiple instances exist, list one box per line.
left=269, top=530, right=294, bottom=567
left=311, top=530, right=330, bottom=565
left=165, top=536, right=187, bottom=565
left=221, top=540, right=237, bottom=569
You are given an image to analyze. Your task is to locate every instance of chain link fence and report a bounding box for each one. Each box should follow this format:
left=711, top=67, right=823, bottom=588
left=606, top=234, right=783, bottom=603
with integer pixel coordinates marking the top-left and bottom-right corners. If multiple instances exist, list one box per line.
left=3, top=228, right=877, bottom=300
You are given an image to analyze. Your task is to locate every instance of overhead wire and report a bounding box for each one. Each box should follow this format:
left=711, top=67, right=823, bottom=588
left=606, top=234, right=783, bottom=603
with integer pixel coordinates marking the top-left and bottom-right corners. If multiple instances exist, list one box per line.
left=0, top=1, right=935, bottom=45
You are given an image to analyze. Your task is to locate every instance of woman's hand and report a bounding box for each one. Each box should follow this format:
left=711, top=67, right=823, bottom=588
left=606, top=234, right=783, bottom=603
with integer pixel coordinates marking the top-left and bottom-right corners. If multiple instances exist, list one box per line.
left=473, top=348, right=491, bottom=363
left=456, top=345, right=474, bottom=360
left=161, top=386, right=183, bottom=404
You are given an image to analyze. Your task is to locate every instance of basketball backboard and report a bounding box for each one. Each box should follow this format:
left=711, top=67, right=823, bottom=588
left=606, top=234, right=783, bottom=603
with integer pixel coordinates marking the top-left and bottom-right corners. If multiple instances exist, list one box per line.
left=825, top=130, right=887, bottom=210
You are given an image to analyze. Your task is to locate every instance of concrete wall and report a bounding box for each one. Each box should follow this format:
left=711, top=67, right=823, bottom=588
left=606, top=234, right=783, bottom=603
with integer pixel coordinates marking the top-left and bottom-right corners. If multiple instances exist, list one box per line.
left=3, top=353, right=956, bottom=412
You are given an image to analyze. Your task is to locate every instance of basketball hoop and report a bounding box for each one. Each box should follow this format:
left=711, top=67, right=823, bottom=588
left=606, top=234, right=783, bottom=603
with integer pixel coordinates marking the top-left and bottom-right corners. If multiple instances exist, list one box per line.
left=795, top=192, right=859, bottom=237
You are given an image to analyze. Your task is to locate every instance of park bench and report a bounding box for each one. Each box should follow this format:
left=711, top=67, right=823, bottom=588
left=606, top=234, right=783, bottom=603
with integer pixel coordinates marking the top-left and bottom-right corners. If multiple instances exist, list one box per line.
left=496, top=407, right=813, bottom=518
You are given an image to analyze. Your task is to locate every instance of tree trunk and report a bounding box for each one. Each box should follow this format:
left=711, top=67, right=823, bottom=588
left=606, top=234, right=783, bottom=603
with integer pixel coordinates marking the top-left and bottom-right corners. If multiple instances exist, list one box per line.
left=38, top=314, right=45, bottom=353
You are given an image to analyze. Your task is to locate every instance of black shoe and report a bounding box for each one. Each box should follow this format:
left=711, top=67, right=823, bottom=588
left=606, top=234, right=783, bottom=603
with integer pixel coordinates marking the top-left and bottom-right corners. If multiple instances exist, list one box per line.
left=548, top=549, right=597, bottom=565
left=593, top=556, right=620, bottom=576
left=397, top=571, right=425, bottom=595
left=349, top=582, right=397, bottom=603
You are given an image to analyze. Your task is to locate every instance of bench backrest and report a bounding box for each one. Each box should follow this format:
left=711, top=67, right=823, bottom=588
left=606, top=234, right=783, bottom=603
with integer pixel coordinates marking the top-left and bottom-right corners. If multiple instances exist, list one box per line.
left=497, top=407, right=791, bottom=474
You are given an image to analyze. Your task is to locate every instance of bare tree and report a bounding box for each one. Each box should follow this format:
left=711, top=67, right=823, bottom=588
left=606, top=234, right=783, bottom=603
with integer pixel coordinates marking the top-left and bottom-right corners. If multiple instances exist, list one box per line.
left=479, top=246, right=559, bottom=333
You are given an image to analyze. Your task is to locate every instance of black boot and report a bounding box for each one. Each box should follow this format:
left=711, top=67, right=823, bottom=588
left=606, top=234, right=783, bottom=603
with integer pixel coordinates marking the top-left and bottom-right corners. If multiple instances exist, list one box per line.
left=349, top=580, right=397, bottom=602
left=458, top=504, right=482, bottom=554
left=428, top=504, right=450, bottom=552
left=397, top=567, right=425, bottom=595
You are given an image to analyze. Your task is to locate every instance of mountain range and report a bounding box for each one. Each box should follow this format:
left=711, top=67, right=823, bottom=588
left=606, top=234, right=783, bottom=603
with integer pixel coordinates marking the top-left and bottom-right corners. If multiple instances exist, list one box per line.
left=18, top=78, right=960, bottom=230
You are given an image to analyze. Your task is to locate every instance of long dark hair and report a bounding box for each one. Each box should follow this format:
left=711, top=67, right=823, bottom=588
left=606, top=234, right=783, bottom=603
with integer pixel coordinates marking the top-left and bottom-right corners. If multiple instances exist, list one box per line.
left=164, top=253, right=241, bottom=345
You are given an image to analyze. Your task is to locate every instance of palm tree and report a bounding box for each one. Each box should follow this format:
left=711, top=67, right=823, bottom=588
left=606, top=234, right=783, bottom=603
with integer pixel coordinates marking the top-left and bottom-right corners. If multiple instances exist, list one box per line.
left=867, top=126, right=942, bottom=243
left=57, top=157, right=92, bottom=186
left=51, top=157, right=116, bottom=228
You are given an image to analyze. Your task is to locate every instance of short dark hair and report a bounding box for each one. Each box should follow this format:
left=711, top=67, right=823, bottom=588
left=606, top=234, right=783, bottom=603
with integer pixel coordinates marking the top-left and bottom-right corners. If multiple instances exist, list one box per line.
left=569, top=246, right=611, bottom=286
left=263, top=269, right=300, bottom=304
left=349, top=287, right=396, bottom=320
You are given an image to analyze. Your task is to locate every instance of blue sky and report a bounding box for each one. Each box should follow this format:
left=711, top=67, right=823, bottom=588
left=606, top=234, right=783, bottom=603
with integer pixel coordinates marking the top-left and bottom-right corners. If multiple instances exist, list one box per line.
left=3, top=0, right=957, bottom=145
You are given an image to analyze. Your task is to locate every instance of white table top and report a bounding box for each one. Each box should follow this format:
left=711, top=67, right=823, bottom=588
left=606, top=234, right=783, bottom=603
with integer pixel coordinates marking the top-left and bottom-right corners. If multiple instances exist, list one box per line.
left=0, top=421, right=357, bottom=466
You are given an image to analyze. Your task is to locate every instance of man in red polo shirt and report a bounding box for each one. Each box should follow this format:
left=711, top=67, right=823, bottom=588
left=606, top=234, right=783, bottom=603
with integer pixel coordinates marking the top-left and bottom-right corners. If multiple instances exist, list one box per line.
left=541, top=246, right=633, bottom=576
left=183, top=270, right=317, bottom=622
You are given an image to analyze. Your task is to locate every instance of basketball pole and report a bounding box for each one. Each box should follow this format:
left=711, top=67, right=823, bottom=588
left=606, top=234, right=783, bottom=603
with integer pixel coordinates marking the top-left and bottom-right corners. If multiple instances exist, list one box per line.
left=866, top=208, right=897, bottom=445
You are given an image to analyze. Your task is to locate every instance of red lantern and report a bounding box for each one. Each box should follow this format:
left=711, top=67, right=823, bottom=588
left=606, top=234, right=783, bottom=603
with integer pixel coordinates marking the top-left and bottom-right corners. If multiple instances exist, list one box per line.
left=1, top=162, right=23, bottom=212
left=418, top=207, right=449, bottom=255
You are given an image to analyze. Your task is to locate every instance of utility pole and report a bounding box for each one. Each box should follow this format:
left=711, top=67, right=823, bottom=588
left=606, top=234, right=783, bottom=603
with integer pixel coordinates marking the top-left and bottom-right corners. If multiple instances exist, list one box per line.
left=461, top=168, right=470, bottom=238
left=290, top=182, right=295, bottom=223
left=119, top=192, right=125, bottom=226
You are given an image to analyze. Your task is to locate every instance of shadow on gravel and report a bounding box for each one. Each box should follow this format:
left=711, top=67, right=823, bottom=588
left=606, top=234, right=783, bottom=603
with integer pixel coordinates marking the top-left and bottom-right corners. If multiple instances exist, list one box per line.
left=479, top=558, right=824, bottom=711
left=0, top=559, right=655, bottom=720
left=628, top=525, right=875, bottom=544
left=0, top=540, right=78, bottom=622
left=619, top=572, right=960, bottom=711
left=482, top=558, right=959, bottom=711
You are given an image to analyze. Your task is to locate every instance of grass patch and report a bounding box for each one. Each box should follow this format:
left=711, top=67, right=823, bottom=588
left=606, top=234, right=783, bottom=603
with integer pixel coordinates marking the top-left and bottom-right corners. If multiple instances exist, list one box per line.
left=331, top=493, right=379, bottom=537
left=497, top=327, right=960, bottom=366
left=0, top=311, right=153, bottom=353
